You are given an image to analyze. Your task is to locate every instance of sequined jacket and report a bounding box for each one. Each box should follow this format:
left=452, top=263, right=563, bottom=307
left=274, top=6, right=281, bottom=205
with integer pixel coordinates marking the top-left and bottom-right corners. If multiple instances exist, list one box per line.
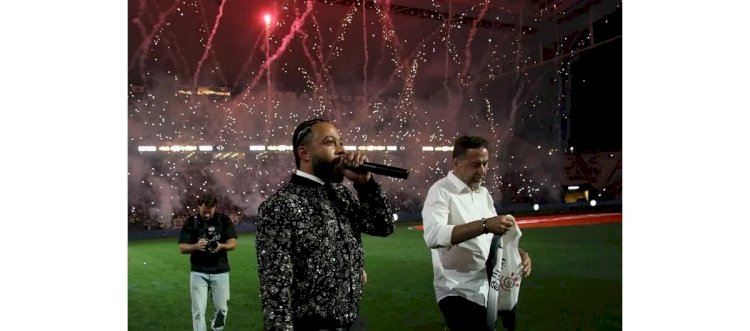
left=256, top=174, right=395, bottom=330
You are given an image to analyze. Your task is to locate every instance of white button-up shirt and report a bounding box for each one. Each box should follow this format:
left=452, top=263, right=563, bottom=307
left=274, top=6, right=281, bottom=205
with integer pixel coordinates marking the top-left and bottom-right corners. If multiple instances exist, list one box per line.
left=422, top=171, right=498, bottom=307
left=295, top=169, right=325, bottom=185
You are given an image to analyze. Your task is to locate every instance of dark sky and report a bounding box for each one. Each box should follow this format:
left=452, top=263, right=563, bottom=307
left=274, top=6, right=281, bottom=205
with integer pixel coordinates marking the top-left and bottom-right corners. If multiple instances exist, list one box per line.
left=570, top=37, right=622, bottom=152
left=129, top=0, right=622, bottom=99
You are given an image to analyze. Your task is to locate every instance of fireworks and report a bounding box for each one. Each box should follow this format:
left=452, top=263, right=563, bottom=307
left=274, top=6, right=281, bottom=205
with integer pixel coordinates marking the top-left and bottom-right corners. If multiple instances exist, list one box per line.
left=128, top=0, right=621, bottom=225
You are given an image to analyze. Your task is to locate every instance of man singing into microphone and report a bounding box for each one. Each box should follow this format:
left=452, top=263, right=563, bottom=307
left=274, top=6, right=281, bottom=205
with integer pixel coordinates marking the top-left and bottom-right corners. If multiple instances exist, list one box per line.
left=422, top=136, right=532, bottom=331
left=256, top=118, right=396, bottom=330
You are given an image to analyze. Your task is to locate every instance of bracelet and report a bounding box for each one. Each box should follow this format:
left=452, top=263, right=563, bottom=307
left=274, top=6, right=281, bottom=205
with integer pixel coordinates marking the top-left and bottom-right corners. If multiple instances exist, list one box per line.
left=482, top=218, right=488, bottom=234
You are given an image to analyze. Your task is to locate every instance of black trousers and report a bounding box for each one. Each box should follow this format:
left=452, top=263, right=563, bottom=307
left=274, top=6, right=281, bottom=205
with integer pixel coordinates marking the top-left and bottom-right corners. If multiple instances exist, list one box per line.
left=292, top=312, right=367, bottom=331
left=293, top=318, right=353, bottom=331
left=438, top=296, right=517, bottom=331
left=498, top=305, right=517, bottom=331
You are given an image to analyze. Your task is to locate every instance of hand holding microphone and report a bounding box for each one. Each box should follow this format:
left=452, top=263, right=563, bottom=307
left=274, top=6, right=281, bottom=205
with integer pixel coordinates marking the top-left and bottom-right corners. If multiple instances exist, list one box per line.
left=341, top=151, right=409, bottom=180
left=340, top=151, right=372, bottom=184
left=345, top=162, right=410, bottom=179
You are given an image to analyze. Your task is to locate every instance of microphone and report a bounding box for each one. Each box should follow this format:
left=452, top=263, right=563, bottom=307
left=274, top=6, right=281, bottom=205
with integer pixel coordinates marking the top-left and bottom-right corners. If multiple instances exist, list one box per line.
left=345, top=162, right=409, bottom=179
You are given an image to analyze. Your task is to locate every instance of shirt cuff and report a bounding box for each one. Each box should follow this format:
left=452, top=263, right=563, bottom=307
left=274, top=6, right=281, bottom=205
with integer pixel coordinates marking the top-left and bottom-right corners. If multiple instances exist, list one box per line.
left=425, top=223, right=455, bottom=248
left=437, top=224, right=455, bottom=247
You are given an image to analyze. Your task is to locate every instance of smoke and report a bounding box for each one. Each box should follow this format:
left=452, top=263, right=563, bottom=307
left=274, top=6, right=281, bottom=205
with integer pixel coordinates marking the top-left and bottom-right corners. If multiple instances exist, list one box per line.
left=129, top=0, right=181, bottom=76
left=150, top=176, right=182, bottom=225
left=128, top=0, right=611, bottom=220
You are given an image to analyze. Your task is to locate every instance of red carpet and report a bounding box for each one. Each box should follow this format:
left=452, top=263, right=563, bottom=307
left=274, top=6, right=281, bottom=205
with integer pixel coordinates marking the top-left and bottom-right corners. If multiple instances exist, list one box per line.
left=407, top=212, right=621, bottom=230
left=515, top=212, right=621, bottom=228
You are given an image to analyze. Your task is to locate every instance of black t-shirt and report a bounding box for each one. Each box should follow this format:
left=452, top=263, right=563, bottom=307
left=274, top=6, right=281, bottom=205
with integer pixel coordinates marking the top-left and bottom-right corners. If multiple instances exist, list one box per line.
left=178, top=213, right=238, bottom=274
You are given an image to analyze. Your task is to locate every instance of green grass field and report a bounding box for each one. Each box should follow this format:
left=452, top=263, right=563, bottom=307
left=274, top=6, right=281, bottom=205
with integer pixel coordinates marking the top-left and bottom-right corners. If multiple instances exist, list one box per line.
left=128, top=222, right=621, bottom=330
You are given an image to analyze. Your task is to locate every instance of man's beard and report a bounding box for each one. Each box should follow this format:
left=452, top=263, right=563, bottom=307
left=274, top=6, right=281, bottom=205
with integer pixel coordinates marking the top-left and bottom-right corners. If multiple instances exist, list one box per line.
left=312, top=156, right=344, bottom=183
left=466, top=176, right=484, bottom=190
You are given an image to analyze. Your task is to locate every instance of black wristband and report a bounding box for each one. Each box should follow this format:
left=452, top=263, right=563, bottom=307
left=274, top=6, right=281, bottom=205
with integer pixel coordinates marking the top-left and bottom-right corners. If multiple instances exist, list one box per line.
left=482, top=218, right=488, bottom=234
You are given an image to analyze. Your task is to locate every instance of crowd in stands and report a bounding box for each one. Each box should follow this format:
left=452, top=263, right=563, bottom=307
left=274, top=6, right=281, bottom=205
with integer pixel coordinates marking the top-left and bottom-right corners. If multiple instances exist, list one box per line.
left=128, top=208, right=244, bottom=231
left=128, top=154, right=622, bottom=230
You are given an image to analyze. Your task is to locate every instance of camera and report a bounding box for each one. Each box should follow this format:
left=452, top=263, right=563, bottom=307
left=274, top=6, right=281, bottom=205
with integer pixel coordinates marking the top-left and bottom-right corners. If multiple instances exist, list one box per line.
left=198, top=221, right=221, bottom=252
left=206, top=239, right=219, bottom=251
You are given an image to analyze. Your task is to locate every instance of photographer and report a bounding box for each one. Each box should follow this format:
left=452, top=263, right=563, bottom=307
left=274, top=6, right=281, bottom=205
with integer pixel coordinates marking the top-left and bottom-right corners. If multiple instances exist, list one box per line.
left=178, top=193, right=237, bottom=331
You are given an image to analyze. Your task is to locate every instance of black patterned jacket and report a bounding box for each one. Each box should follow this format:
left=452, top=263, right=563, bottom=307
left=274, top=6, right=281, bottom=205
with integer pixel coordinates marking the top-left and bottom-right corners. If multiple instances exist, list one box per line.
left=256, top=173, right=395, bottom=330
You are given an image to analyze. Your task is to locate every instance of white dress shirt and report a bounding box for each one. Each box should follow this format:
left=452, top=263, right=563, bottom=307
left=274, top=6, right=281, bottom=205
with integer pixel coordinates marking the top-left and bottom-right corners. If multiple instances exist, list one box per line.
left=422, top=171, right=498, bottom=307
left=295, top=169, right=325, bottom=185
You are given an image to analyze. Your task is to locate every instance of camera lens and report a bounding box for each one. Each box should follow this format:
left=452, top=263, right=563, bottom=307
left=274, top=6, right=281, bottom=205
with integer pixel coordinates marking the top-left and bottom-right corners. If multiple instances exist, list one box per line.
left=207, top=241, right=219, bottom=251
